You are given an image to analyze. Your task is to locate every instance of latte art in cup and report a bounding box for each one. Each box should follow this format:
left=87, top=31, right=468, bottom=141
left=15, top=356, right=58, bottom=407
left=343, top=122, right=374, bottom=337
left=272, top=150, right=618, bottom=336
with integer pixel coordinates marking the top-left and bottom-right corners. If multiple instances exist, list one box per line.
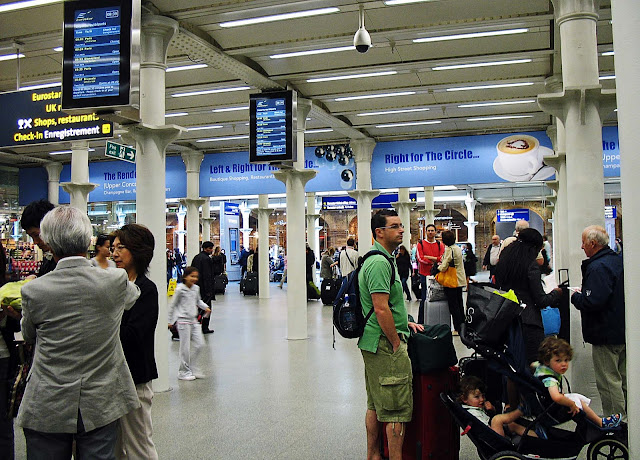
left=497, top=135, right=539, bottom=154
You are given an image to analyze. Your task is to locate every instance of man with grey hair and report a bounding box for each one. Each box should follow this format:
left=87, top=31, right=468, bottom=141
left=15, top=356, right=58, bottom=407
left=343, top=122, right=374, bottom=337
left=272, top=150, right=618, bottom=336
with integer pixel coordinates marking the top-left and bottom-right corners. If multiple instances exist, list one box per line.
left=498, top=219, right=529, bottom=256
left=18, top=206, right=141, bottom=458
left=571, top=225, right=627, bottom=420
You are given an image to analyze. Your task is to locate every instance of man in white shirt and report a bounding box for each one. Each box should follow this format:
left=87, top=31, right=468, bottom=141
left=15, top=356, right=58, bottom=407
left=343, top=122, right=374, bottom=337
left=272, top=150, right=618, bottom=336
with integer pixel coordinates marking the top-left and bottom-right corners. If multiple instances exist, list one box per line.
left=338, top=238, right=359, bottom=278
left=482, top=235, right=501, bottom=278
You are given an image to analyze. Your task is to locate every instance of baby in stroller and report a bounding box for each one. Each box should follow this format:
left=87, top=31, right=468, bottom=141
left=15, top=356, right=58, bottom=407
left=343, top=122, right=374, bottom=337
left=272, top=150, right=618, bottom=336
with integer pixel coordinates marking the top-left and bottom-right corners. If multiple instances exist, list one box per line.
left=533, top=336, right=622, bottom=429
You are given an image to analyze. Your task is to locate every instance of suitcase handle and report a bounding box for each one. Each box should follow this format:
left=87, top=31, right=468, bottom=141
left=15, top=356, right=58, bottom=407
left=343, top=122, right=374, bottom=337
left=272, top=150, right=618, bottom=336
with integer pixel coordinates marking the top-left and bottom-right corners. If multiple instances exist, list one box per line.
left=558, top=268, right=569, bottom=287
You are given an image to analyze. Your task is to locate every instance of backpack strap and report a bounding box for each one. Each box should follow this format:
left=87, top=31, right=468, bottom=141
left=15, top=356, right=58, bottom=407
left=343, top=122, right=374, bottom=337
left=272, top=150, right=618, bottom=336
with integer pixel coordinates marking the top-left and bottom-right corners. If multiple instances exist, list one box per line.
left=341, top=250, right=356, bottom=270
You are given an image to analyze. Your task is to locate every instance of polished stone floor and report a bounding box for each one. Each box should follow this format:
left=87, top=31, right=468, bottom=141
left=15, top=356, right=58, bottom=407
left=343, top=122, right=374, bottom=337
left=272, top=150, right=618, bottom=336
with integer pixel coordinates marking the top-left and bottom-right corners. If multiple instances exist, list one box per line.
left=13, top=276, right=595, bottom=459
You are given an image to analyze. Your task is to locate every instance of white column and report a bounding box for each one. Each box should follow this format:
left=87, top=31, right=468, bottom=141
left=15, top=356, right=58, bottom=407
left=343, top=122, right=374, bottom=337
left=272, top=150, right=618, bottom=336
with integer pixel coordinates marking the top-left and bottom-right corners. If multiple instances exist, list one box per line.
left=464, top=196, right=478, bottom=250
left=44, top=162, right=63, bottom=205
left=240, top=202, right=252, bottom=248
left=132, top=14, right=181, bottom=393
left=201, top=198, right=213, bottom=243
left=306, top=192, right=320, bottom=285
left=348, top=138, right=378, bottom=255
left=392, top=187, right=412, bottom=251
left=272, top=98, right=316, bottom=339
left=611, top=0, right=639, bottom=453
left=180, top=150, right=205, bottom=263
left=423, top=186, right=438, bottom=225
left=176, top=207, right=186, bottom=255
left=257, top=194, right=271, bottom=299
left=61, top=140, right=96, bottom=212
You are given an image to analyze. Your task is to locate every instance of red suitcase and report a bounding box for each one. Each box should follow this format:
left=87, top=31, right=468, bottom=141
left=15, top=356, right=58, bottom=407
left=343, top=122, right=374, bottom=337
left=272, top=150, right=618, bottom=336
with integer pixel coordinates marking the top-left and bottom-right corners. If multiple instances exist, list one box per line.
left=383, top=366, right=460, bottom=459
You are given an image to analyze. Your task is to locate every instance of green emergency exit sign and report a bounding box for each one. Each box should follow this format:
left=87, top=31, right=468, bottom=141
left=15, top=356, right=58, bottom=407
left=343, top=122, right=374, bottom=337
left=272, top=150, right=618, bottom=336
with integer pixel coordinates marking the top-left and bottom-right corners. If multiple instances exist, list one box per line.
left=105, top=141, right=136, bottom=163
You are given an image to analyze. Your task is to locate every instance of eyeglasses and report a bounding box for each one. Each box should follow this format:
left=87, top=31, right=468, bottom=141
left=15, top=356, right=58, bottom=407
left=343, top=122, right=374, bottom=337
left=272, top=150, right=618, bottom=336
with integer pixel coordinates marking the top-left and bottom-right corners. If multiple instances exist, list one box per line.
left=379, top=223, right=404, bottom=230
left=110, top=244, right=127, bottom=253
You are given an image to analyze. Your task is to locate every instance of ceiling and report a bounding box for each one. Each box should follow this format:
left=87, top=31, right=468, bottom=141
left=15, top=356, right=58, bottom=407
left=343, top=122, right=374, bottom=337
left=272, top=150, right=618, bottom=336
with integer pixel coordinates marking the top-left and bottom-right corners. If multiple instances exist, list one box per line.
left=0, top=0, right=618, bottom=189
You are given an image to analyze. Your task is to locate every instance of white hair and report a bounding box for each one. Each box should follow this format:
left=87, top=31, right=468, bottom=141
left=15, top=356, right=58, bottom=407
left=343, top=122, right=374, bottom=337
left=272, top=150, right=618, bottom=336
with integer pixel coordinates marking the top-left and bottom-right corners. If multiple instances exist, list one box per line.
left=40, top=206, right=92, bottom=257
left=515, top=220, right=530, bottom=233
left=583, top=225, right=609, bottom=247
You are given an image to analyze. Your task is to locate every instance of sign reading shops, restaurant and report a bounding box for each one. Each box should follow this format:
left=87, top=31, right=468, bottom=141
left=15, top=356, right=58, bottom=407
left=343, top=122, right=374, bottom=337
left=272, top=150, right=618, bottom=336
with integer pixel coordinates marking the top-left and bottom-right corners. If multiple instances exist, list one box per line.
left=0, top=89, right=113, bottom=148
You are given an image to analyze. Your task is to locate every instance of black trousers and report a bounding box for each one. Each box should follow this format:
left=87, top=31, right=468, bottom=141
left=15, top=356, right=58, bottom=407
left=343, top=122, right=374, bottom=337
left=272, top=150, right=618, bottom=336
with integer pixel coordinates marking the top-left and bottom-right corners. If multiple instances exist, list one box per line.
left=443, top=286, right=465, bottom=332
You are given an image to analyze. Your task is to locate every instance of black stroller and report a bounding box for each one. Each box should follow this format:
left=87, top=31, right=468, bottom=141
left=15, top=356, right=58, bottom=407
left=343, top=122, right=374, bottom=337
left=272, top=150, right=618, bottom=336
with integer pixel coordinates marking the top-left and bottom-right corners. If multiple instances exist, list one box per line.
left=440, top=284, right=628, bottom=460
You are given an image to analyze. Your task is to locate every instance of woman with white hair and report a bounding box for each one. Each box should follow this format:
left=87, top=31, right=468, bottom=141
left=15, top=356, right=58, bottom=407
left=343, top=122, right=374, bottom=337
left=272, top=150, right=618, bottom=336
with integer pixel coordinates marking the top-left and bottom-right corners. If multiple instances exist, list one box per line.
left=17, top=206, right=140, bottom=459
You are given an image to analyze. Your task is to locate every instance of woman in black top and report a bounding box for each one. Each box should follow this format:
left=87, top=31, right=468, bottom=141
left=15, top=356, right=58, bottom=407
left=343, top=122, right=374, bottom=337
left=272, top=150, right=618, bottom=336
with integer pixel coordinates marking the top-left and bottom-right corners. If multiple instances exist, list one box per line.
left=111, top=224, right=159, bottom=459
left=463, top=242, right=478, bottom=286
left=396, top=245, right=413, bottom=301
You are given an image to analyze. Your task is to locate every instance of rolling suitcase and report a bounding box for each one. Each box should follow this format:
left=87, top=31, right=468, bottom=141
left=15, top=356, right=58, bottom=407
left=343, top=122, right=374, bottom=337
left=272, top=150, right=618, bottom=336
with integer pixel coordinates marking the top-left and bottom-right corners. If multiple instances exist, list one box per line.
left=243, top=273, right=258, bottom=296
left=214, top=273, right=228, bottom=294
left=425, top=297, right=451, bottom=328
left=321, top=278, right=341, bottom=305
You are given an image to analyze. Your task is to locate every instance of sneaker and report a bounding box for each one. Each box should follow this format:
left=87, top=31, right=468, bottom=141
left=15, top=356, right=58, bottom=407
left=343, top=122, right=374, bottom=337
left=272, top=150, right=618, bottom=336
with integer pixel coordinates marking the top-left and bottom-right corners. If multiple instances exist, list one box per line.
left=193, top=373, right=206, bottom=379
left=178, top=374, right=196, bottom=381
left=602, top=414, right=622, bottom=428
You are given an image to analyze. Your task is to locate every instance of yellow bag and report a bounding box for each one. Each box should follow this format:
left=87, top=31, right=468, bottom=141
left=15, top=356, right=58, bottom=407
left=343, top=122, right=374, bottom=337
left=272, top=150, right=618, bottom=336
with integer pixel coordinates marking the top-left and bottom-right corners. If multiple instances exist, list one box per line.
left=435, top=266, right=458, bottom=288
left=0, top=279, right=32, bottom=311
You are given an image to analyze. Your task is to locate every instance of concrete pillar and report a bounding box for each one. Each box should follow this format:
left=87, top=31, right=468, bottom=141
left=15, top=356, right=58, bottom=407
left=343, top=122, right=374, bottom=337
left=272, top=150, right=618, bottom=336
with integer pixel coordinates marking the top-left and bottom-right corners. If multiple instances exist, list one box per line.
left=611, top=0, right=639, bottom=452
left=180, top=150, right=205, bottom=263
left=256, top=194, right=271, bottom=299
left=273, top=97, right=316, bottom=339
left=464, top=196, right=478, bottom=250
left=393, top=187, right=413, bottom=251
left=129, top=13, right=181, bottom=393
left=176, top=207, right=186, bottom=255
left=348, top=138, right=378, bottom=255
left=201, top=199, right=213, bottom=243
left=306, top=192, right=321, bottom=285
left=240, top=202, right=252, bottom=248
left=423, top=186, right=438, bottom=225
left=538, top=0, right=617, bottom=398
left=61, top=141, right=97, bottom=212
left=44, top=162, right=63, bottom=205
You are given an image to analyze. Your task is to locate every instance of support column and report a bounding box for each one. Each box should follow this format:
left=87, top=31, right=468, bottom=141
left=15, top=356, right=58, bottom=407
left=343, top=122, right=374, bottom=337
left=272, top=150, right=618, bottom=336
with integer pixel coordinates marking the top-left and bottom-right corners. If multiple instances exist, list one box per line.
left=201, top=199, right=213, bottom=243
left=416, top=186, right=439, bottom=239
left=256, top=194, right=271, bottom=299
left=180, top=150, right=205, bottom=262
left=392, top=188, right=413, bottom=251
left=61, top=141, right=97, bottom=212
left=273, top=97, right=316, bottom=339
left=538, top=0, right=617, bottom=398
left=130, top=13, right=181, bottom=393
left=240, top=202, right=252, bottom=248
left=306, top=192, right=321, bottom=285
left=611, top=0, right=639, bottom=452
left=176, top=207, right=186, bottom=255
left=348, top=138, right=378, bottom=255
left=464, top=196, right=478, bottom=250
left=44, top=162, right=63, bottom=205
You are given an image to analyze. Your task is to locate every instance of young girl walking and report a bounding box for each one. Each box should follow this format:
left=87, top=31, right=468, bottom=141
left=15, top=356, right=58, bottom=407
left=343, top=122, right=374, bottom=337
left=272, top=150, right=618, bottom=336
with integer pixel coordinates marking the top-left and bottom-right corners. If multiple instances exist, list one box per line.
left=168, top=266, right=211, bottom=381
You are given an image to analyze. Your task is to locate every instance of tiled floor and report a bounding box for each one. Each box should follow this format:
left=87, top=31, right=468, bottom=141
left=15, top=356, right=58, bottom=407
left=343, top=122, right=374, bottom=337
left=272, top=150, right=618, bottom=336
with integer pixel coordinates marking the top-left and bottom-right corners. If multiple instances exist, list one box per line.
left=13, top=278, right=594, bottom=459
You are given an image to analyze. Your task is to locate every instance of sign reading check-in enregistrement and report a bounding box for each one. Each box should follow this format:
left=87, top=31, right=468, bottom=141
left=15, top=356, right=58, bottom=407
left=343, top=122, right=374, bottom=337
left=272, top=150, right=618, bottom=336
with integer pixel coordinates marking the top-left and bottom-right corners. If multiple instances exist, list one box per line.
left=0, top=89, right=113, bottom=148
left=105, top=140, right=136, bottom=163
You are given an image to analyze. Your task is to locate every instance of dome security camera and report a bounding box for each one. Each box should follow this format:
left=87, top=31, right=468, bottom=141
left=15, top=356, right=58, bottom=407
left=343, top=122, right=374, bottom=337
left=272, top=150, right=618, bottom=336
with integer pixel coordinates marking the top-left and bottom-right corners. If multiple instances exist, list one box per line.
left=353, top=5, right=371, bottom=54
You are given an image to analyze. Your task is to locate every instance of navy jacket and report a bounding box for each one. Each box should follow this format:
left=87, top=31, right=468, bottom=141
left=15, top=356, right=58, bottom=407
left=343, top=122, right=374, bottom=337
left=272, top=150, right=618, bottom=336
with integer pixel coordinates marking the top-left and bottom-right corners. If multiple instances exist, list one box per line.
left=571, top=247, right=625, bottom=345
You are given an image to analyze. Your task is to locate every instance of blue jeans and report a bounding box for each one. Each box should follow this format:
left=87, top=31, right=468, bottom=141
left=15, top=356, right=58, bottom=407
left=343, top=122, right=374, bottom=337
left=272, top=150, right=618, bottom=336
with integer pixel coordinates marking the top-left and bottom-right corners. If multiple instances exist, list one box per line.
left=400, top=277, right=411, bottom=300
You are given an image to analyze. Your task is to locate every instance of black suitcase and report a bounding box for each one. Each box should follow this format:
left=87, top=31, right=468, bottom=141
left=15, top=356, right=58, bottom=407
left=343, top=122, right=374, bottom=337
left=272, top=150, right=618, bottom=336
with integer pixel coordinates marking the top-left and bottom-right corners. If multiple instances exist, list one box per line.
left=307, top=281, right=321, bottom=300
left=321, top=278, right=342, bottom=305
left=243, top=273, right=258, bottom=296
left=214, top=273, right=228, bottom=294
left=411, top=273, right=422, bottom=300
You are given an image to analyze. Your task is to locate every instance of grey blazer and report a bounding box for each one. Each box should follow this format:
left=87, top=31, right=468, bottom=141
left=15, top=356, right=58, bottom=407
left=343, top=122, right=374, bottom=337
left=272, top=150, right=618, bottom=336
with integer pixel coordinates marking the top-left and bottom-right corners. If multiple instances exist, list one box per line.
left=17, top=256, right=141, bottom=433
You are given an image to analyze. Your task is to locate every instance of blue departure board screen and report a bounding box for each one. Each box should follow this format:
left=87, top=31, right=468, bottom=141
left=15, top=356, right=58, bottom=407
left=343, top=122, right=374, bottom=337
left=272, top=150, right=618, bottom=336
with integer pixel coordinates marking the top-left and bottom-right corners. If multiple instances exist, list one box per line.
left=62, top=0, right=134, bottom=110
left=250, top=90, right=297, bottom=164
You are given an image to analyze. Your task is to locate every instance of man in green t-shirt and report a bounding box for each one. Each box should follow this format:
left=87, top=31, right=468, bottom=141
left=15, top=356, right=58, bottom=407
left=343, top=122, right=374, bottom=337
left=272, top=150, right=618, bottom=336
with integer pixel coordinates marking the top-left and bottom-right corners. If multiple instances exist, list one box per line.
left=358, top=209, right=424, bottom=460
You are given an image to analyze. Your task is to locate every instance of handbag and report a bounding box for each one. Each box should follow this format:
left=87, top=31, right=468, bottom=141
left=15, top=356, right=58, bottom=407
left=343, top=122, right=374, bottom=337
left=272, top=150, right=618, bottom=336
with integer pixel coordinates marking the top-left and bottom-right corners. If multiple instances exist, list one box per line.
left=435, top=266, right=457, bottom=288
left=426, top=276, right=446, bottom=301
left=541, top=306, right=561, bottom=336
left=466, top=284, right=524, bottom=345
left=407, top=323, right=458, bottom=374
left=7, top=342, right=33, bottom=418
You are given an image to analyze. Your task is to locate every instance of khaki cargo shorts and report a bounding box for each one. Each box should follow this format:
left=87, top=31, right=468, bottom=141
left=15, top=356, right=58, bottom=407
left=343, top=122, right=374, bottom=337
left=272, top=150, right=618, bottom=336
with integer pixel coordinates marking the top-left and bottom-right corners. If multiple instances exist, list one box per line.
left=361, top=335, right=413, bottom=422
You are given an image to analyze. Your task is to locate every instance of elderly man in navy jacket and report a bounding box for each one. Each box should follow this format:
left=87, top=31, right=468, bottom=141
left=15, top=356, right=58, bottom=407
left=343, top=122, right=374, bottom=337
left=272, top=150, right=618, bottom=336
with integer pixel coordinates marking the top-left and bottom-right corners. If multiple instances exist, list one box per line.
left=571, top=225, right=627, bottom=420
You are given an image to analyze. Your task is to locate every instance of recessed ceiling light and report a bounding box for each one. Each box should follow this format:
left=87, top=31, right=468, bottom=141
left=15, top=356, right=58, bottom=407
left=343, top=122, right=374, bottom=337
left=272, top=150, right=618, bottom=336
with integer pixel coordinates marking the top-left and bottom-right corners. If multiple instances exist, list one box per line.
left=467, top=115, right=534, bottom=122
left=270, top=46, right=354, bottom=59
left=376, top=121, right=441, bottom=128
left=0, top=0, right=62, bottom=13
left=171, top=86, right=250, bottom=98
left=304, top=128, right=334, bottom=134
left=212, top=106, right=249, bottom=112
left=0, top=53, right=25, bottom=62
left=187, top=125, right=224, bottom=132
left=433, top=59, right=532, bottom=71
left=357, top=107, right=430, bottom=116
left=601, top=51, right=615, bottom=56
left=165, top=112, right=189, bottom=118
left=196, top=135, right=249, bottom=143
left=446, top=82, right=534, bottom=92
left=458, top=100, right=536, bottom=108
left=414, top=28, right=528, bottom=43
left=335, top=91, right=415, bottom=102
left=599, top=75, right=616, bottom=80
left=220, top=7, right=339, bottom=28
left=19, top=82, right=61, bottom=91
left=384, top=0, right=437, bottom=5
left=49, top=150, right=72, bottom=155
left=167, top=63, right=208, bottom=72
left=53, top=46, right=63, bottom=52
left=307, top=71, right=397, bottom=83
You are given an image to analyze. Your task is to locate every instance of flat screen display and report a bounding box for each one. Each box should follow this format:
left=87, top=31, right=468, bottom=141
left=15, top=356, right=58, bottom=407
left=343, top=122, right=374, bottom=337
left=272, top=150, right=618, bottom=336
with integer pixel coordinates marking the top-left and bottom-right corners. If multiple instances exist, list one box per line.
left=62, top=0, right=133, bottom=110
left=250, top=90, right=297, bottom=163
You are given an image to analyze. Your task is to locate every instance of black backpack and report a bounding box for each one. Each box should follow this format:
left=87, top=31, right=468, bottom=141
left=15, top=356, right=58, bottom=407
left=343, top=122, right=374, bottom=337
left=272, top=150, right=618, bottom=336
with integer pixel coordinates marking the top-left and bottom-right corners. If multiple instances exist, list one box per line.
left=333, top=250, right=395, bottom=348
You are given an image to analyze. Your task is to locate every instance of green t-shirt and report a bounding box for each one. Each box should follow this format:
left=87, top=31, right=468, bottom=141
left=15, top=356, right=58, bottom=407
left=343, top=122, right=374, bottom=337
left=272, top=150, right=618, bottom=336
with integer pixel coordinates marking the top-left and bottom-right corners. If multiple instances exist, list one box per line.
left=357, top=241, right=409, bottom=353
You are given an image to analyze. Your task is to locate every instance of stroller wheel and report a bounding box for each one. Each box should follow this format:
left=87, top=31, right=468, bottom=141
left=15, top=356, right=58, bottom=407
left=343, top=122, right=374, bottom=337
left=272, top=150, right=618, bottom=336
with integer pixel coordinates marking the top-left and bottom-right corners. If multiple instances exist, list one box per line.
left=488, top=452, right=524, bottom=460
left=586, top=437, right=629, bottom=460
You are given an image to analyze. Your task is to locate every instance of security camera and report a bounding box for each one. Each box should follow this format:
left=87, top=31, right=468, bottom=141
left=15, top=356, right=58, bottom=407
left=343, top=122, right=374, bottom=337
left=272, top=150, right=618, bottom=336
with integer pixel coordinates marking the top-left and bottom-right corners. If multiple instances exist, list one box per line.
left=354, top=5, right=371, bottom=53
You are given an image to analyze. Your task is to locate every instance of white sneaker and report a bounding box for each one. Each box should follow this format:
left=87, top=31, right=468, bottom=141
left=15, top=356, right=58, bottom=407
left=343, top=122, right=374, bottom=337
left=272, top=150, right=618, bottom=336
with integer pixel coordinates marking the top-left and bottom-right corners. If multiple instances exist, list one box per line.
left=193, top=373, right=206, bottom=379
left=178, top=374, right=196, bottom=381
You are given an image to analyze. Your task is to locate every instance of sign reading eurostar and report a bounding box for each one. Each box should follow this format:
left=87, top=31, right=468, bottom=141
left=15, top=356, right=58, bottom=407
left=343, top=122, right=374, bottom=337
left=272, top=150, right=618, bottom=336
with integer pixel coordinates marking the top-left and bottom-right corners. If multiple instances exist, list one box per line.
left=0, top=89, right=114, bottom=148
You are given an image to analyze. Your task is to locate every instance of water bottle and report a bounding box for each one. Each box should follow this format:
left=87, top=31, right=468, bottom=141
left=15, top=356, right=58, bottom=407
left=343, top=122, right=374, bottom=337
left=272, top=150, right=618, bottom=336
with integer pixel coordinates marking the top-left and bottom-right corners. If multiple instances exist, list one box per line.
left=342, top=294, right=356, bottom=331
